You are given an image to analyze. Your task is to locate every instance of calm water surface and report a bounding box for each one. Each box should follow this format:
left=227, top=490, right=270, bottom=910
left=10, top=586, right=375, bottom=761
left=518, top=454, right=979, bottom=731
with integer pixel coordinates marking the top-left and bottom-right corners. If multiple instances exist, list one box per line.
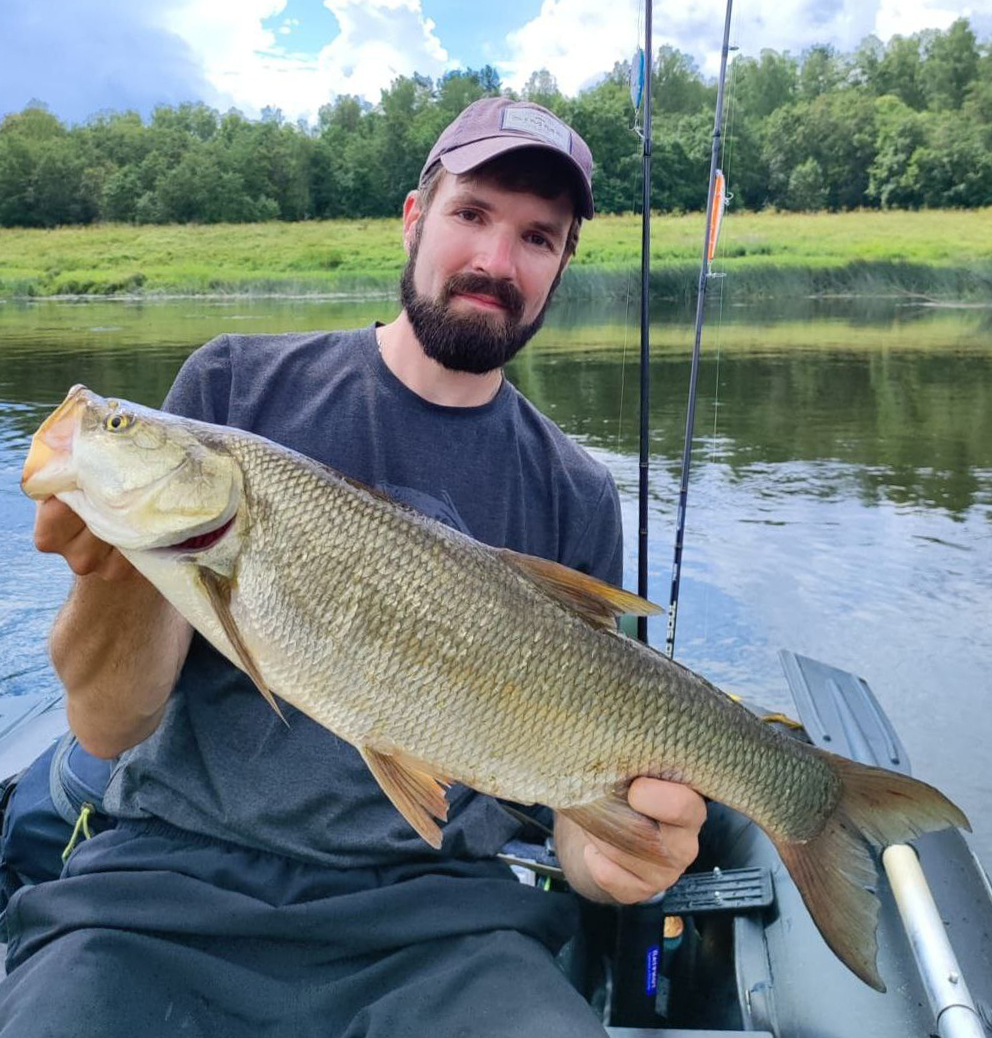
left=1, top=296, right=991, bottom=866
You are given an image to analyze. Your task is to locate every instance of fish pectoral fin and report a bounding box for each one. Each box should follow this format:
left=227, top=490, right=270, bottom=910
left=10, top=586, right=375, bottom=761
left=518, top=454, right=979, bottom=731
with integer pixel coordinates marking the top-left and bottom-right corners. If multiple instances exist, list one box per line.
left=498, top=550, right=662, bottom=631
left=558, top=792, right=664, bottom=865
left=360, top=746, right=451, bottom=849
left=197, top=567, right=288, bottom=726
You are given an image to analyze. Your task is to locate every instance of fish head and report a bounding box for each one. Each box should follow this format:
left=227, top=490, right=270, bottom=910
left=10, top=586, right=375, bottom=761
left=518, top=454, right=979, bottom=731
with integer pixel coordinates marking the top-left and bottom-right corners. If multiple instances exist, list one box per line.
left=21, top=385, right=242, bottom=552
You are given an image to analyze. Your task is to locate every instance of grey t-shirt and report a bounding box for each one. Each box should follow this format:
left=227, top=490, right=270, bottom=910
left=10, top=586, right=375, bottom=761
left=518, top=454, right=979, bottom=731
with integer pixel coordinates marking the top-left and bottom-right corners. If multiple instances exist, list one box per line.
left=104, top=326, right=624, bottom=868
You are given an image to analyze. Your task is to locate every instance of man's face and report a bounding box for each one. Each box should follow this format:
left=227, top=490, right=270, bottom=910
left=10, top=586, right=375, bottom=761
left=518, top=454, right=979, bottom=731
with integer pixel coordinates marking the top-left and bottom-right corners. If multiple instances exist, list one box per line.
left=400, top=169, right=574, bottom=374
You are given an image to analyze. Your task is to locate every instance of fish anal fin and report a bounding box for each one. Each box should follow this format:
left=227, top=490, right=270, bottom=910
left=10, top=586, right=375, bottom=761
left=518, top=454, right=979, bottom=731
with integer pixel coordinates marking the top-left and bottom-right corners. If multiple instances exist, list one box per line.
left=499, top=549, right=662, bottom=631
left=559, top=792, right=662, bottom=865
left=771, top=753, right=970, bottom=993
left=361, top=746, right=451, bottom=849
left=197, top=567, right=287, bottom=726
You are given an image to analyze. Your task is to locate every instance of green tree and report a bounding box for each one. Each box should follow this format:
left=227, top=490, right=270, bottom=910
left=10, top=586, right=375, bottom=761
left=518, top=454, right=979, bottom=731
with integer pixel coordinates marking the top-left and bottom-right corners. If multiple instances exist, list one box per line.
left=921, top=19, right=980, bottom=110
left=569, top=75, right=640, bottom=213
left=852, top=35, right=886, bottom=93
left=733, top=50, right=798, bottom=119
left=876, top=35, right=925, bottom=110
left=909, top=112, right=992, bottom=208
left=101, top=166, right=143, bottom=222
left=867, top=95, right=927, bottom=208
left=652, top=45, right=710, bottom=115
left=798, top=45, right=846, bottom=100
left=785, top=157, right=826, bottom=210
left=522, top=69, right=561, bottom=109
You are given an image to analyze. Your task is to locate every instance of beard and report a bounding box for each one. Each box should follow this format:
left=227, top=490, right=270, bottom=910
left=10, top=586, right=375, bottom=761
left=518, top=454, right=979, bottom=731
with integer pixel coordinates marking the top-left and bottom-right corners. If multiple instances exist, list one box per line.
left=400, top=245, right=560, bottom=375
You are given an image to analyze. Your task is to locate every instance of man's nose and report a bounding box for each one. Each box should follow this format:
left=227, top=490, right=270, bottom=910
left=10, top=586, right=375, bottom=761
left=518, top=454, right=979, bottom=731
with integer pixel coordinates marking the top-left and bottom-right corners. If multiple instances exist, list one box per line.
left=472, top=229, right=517, bottom=281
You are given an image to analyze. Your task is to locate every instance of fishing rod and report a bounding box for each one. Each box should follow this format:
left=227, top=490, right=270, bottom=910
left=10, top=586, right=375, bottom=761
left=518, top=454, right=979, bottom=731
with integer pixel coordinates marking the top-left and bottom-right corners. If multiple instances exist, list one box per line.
left=662, top=0, right=734, bottom=659
left=635, top=0, right=653, bottom=644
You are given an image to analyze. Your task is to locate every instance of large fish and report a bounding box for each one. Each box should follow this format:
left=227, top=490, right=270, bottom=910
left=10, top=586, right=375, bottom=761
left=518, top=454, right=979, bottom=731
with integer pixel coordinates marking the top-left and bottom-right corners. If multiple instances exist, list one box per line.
left=22, top=385, right=968, bottom=991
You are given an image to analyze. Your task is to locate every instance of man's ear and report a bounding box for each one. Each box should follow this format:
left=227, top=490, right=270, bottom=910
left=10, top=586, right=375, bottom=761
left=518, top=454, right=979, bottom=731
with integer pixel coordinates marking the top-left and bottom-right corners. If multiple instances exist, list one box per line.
left=402, top=190, right=421, bottom=254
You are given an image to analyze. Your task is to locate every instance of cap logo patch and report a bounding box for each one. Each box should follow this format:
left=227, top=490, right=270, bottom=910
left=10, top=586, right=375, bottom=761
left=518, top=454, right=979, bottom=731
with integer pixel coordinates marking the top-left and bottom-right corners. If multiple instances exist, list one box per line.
left=501, top=108, right=572, bottom=154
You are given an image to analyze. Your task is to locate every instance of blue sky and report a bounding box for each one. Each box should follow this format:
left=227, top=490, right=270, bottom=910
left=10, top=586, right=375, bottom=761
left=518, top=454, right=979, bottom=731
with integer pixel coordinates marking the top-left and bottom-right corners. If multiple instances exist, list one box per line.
left=2, top=0, right=990, bottom=125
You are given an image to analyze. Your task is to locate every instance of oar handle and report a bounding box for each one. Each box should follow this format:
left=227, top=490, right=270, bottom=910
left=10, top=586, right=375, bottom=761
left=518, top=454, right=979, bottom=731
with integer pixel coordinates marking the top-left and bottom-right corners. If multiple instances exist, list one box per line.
left=882, top=844, right=986, bottom=1038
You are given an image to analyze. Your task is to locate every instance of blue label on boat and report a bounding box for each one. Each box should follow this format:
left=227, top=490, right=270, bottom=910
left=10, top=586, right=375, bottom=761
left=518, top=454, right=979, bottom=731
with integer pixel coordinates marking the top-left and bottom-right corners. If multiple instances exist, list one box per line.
left=645, top=944, right=660, bottom=995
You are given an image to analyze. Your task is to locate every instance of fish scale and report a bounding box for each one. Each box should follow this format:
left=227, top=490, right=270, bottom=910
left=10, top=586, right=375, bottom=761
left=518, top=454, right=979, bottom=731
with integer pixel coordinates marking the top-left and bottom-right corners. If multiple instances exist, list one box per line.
left=223, top=431, right=831, bottom=817
left=21, top=385, right=970, bottom=992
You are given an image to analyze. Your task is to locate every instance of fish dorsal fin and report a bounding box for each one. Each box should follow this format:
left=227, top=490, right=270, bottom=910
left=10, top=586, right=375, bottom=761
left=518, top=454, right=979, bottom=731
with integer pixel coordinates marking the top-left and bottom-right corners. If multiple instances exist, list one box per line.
left=360, top=746, right=451, bottom=849
left=498, top=549, right=662, bottom=631
left=197, top=567, right=288, bottom=725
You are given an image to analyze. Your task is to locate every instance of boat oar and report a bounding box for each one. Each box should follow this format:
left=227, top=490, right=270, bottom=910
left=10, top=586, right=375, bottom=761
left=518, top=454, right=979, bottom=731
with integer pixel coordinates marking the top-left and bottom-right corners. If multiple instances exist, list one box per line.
left=883, top=844, right=987, bottom=1038
left=782, top=651, right=987, bottom=1030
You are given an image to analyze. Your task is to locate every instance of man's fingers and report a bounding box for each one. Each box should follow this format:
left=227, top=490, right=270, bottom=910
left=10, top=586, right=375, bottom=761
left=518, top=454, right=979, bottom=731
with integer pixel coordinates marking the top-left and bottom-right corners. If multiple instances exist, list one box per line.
left=582, top=843, right=658, bottom=905
left=628, top=777, right=708, bottom=832
left=34, top=497, right=132, bottom=580
left=33, top=497, right=85, bottom=553
left=587, top=826, right=697, bottom=890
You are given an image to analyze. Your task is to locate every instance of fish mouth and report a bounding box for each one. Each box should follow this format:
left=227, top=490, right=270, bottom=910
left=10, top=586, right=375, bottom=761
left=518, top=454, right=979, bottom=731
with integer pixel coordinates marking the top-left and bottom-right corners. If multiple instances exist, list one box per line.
left=159, top=512, right=237, bottom=553
left=21, top=385, right=89, bottom=498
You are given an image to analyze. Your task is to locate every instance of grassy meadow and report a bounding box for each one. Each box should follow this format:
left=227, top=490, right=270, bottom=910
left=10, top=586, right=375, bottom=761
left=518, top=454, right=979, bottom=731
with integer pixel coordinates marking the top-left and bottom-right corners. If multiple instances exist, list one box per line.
left=1, top=208, right=991, bottom=300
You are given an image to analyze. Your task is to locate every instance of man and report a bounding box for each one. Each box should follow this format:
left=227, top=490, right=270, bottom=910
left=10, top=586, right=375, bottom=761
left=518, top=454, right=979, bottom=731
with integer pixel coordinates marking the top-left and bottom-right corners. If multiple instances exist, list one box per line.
left=2, top=98, right=705, bottom=1037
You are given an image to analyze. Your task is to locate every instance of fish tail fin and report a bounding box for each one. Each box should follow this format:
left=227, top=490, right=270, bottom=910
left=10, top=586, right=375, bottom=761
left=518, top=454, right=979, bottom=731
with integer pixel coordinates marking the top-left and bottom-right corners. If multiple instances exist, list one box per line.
left=773, top=755, right=970, bottom=993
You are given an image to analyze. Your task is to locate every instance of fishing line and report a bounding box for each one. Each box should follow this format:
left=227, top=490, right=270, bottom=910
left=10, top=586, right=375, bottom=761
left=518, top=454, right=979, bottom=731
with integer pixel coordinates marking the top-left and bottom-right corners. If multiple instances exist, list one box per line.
left=707, top=11, right=742, bottom=458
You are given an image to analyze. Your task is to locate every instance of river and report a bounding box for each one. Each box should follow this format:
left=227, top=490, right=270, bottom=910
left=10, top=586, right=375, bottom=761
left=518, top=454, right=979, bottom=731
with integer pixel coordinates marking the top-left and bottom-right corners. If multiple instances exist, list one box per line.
left=1, top=294, right=990, bottom=867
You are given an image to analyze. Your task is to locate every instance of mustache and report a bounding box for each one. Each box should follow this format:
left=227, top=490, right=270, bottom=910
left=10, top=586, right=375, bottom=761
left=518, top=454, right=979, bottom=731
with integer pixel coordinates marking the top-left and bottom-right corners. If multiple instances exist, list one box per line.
left=441, top=273, right=525, bottom=319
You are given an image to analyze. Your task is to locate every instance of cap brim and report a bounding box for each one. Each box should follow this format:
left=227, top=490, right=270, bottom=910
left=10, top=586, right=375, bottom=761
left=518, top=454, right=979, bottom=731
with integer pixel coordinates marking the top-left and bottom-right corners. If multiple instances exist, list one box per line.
left=439, top=138, right=594, bottom=219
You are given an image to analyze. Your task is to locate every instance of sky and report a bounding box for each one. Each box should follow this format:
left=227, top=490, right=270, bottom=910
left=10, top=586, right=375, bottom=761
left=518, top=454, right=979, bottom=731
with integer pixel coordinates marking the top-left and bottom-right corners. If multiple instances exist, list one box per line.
left=2, top=0, right=991, bottom=126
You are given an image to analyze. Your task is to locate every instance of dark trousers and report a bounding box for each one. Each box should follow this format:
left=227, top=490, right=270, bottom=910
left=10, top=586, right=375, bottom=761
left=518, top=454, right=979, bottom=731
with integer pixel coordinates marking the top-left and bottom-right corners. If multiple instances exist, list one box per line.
left=0, top=821, right=607, bottom=1038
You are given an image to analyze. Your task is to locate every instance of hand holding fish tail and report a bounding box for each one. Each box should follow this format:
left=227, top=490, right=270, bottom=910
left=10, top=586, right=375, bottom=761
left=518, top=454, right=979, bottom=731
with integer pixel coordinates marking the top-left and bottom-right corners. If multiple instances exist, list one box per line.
left=554, top=778, right=707, bottom=904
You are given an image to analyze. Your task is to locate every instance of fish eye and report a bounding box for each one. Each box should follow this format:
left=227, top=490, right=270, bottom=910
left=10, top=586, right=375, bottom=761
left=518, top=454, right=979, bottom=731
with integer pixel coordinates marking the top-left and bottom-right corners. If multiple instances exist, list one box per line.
left=104, top=411, right=135, bottom=432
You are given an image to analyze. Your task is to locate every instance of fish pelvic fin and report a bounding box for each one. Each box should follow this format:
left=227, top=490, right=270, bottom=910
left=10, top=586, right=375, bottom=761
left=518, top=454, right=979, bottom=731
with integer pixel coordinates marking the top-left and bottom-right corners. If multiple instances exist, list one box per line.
left=360, top=746, right=451, bottom=849
left=499, top=550, right=662, bottom=631
left=558, top=791, right=664, bottom=864
left=774, top=755, right=970, bottom=993
left=197, top=567, right=288, bottom=725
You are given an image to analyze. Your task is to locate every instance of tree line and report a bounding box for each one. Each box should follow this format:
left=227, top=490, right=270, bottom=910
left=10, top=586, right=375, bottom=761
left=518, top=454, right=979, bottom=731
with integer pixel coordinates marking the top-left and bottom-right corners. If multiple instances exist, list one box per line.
left=1, top=18, right=989, bottom=229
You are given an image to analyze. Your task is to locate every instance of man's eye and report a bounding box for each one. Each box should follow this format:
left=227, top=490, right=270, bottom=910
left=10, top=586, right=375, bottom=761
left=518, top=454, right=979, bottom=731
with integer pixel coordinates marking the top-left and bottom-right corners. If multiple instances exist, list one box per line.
left=526, top=233, right=553, bottom=249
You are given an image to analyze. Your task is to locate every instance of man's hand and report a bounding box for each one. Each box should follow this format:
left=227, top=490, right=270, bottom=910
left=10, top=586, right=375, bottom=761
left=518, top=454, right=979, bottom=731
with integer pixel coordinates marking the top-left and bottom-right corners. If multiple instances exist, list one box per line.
left=34, top=497, right=135, bottom=581
left=34, top=496, right=191, bottom=758
left=555, top=778, right=707, bottom=904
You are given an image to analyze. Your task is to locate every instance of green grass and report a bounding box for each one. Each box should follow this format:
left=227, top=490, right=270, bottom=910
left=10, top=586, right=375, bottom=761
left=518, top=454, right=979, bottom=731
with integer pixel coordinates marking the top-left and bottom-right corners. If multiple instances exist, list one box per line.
left=1, top=209, right=990, bottom=300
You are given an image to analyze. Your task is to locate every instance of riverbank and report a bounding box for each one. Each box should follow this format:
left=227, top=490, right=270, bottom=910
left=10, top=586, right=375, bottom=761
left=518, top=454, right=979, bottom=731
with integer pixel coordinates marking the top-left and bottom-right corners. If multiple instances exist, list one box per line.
left=1, top=209, right=991, bottom=301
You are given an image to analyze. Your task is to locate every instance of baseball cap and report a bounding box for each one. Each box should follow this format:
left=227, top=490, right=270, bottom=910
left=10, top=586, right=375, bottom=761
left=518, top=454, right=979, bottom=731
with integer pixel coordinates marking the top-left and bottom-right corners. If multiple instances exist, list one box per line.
left=420, top=97, right=595, bottom=218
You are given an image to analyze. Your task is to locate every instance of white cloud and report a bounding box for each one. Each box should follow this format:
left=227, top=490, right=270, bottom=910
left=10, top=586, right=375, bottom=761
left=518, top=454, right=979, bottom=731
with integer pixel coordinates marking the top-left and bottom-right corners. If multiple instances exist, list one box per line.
left=874, top=1, right=960, bottom=40
left=502, top=0, right=645, bottom=95
left=501, top=0, right=990, bottom=94
left=162, top=0, right=450, bottom=122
